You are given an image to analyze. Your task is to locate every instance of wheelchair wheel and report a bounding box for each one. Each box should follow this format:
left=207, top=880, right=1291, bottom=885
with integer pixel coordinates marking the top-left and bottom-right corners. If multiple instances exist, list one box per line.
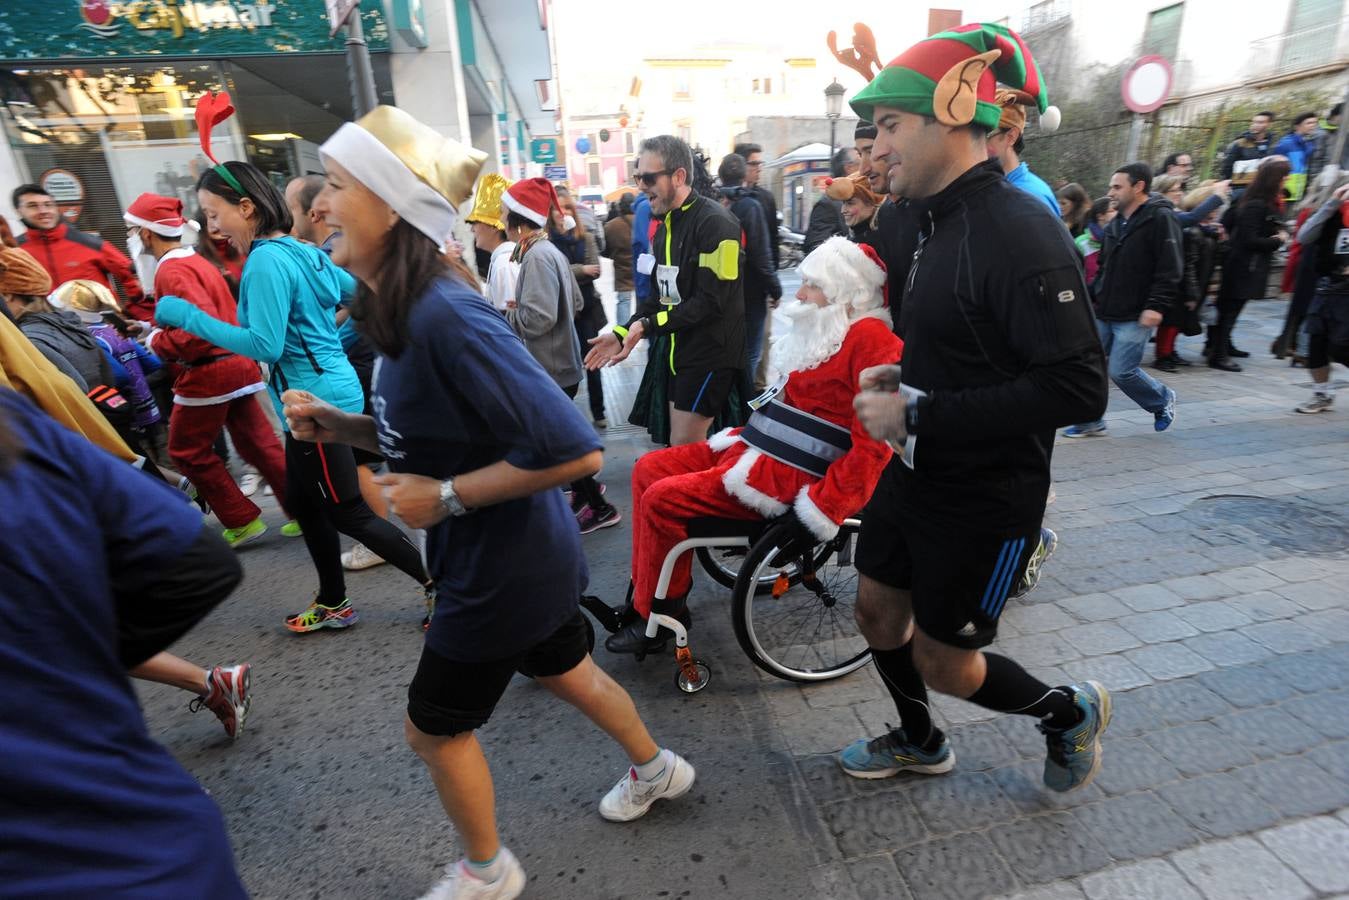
left=731, top=518, right=870, bottom=682
left=697, top=541, right=836, bottom=595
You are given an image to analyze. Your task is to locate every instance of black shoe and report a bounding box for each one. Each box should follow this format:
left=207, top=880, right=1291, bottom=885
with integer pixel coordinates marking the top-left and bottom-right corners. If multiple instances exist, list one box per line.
left=603, top=599, right=691, bottom=657
left=1271, top=338, right=1287, bottom=359
left=1209, top=357, right=1242, bottom=372
left=1169, top=352, right=1192, bottom=367
left=1152, top=357, right=1178, bottom=373
left=1227, top=345, right=1251, bottom=359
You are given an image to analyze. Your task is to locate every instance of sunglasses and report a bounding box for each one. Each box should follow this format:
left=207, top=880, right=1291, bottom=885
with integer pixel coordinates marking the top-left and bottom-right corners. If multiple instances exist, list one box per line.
left=634, top=170, right=669, bottom=187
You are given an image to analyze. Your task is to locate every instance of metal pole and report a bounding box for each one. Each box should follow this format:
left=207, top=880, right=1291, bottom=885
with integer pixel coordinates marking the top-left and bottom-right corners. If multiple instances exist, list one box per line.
left=344, top=9, right=378, bottom=118
left=1125, top=112, right=1145, bottom=162
left=829, top=118, right=837, bottom=165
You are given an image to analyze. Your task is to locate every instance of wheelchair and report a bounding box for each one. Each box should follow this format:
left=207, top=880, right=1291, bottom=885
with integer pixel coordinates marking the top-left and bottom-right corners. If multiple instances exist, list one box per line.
left=581, top=515, right=869, bottom=694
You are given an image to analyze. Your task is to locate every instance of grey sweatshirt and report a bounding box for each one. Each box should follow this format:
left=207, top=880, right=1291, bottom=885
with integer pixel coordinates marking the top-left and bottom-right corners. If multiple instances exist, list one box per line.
left=505, top=237, right=583, bottom=389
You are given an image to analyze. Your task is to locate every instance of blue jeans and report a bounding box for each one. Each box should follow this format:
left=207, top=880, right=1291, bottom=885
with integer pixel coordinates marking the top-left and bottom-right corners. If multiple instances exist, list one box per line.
left=615, top=291, right=633, bottom=327
left=1082, top=319, right=1170, bottom=426
left=745, top=300, right=768, bottom=379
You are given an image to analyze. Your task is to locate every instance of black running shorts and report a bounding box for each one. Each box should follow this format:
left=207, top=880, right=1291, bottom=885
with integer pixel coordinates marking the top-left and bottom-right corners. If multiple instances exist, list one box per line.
left=406, top=610, right=591, bottom=736
left=671, top=368, right=736, bottom=417
left=855, top=459, right=1044, bottom=649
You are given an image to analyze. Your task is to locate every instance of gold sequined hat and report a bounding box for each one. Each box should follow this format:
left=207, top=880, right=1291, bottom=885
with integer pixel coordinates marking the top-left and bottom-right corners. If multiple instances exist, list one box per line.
left=50, top=279, right=122, bottom=316
left=465, top=173, right=512, bottom=233
left=320, top=105, right=489, bottom=247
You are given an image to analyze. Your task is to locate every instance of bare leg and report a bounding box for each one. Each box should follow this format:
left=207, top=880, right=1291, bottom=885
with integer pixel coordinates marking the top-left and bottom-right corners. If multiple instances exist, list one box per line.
left=1309, top=365, right=1331, bottom=385
left=130, top=651, right=208, bottom=694
left=536, top=655, right=660, bottom=764
left=853, top=574, right=914, bottom=651
left=912, top=629, right=988, bottom=698
left=668, top=403, right=714, bottom=447
left=404, top=718, right=499, bottom=862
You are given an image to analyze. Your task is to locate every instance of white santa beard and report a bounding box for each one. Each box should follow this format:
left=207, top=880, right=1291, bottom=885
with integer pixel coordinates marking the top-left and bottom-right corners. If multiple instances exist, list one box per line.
left=769, top=300, right=850, bottom=380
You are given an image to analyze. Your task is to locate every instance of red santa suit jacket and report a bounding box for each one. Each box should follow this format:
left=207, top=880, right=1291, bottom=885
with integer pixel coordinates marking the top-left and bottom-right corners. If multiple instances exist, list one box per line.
left=19, top=222, right=149, bottom=319
left=706, top=314, right=902, bottom=539
left=147, top=248, right=265, bottom=405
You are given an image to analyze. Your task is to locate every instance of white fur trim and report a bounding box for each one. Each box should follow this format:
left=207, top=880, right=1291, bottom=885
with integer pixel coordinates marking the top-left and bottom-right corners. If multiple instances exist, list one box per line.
left=321, top=122, right=458, bottom=246
left=123, top=210, right=197, bottom=238
left=706, top=427, right=741, bottom=452
left=721, top=448, right=788, bottom=518
left=793, top=486, right=840, bottom=541
left=501, top=190, right=548, bottom=227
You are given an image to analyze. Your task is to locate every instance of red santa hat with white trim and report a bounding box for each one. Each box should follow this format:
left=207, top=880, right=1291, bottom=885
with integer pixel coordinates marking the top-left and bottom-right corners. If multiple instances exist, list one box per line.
left=122, top=192, right=199, bottom=237
left=502, top=178, right=576, bottom=232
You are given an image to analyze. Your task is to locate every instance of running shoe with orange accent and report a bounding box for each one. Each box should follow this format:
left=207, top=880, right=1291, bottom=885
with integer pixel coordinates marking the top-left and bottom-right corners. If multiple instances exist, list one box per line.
left=190, top=663, right=251, bottom=739
left=285, top=598, right=359, bottom=633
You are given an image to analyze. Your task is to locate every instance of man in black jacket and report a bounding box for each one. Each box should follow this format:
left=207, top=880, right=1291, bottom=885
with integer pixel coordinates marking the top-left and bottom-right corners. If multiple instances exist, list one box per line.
left=1065, top=162, right=1180, bottom=437
left=1220, top=111, right=1276, bottom=188
left=719, top=153, right=781, bottom=385
left=804, top=147, right=860, bottom=255
left=840, top=21, right=1112, bottom=797
left=734, top=142, right=779, bottom=268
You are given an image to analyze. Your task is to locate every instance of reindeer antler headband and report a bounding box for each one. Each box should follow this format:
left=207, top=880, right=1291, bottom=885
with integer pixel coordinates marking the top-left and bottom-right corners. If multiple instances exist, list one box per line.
left=827, top=23, right=883, bottom=83
left=195, top=91, right=248, bottom=198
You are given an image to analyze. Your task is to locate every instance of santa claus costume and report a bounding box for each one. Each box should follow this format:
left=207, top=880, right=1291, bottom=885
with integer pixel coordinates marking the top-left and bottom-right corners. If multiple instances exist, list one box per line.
left=127, top=193, right=290, bottom=540
left=608, top=237, right=903, bottom=653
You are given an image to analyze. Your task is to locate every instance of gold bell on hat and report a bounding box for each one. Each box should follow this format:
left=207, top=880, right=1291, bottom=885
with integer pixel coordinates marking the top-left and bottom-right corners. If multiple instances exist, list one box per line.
left=51, top=279, right=122, bottom=315
left=465, top=173, right=512, bottom=232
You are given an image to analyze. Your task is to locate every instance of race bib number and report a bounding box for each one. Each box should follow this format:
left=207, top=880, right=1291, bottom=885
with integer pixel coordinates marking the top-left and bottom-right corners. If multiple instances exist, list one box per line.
left=748, top=374, right=787, bottom=410
left=655, top=263, right=682, bottom=306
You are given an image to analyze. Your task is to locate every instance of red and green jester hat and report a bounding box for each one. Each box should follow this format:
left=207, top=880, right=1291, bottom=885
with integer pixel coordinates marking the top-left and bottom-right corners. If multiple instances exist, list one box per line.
left=848, top=21, right=1061, bottom=134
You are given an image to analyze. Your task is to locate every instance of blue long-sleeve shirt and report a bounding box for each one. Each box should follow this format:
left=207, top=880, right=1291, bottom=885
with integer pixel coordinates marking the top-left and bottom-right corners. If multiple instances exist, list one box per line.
left=632, top=193, right=653, bottom=302
left=1174, top=192, right=1224, bottom=228
left=1007, top=162, right=1061, bottom=215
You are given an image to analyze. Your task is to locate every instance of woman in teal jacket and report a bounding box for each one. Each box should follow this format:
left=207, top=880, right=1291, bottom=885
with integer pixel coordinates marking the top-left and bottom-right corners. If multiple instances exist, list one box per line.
left=156, top=161, right=430, bottom=632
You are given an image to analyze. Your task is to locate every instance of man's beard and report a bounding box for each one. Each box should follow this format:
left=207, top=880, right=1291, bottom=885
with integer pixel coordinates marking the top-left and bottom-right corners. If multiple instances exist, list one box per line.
left=768, top=300, right=850, bottom=380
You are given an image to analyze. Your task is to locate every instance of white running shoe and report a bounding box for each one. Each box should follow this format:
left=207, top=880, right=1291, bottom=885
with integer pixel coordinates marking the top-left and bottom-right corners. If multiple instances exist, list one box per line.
left=341, top=542, right=386, bottom=571
left=598, top=750, right=696, bottom=822
left=417, top=847, right=526, bottom=900
left=238, top=471, right=262, bottom=497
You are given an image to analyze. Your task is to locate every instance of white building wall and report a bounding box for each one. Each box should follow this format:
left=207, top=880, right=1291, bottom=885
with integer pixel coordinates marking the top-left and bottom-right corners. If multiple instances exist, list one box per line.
left=383, top=0, right=472, bottom=144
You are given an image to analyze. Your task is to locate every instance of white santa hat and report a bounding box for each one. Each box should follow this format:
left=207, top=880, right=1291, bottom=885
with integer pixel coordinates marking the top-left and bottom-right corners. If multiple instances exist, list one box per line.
left=123, top=192, right=199, bottom=237
left=502, top=177, right=576, bottom=232
left=797, top=236, right=888, bottom=319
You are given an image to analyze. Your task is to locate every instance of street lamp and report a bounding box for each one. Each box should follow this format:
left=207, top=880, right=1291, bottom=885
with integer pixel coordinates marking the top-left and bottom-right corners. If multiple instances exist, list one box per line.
left=824, top=79, right=846, bottom=164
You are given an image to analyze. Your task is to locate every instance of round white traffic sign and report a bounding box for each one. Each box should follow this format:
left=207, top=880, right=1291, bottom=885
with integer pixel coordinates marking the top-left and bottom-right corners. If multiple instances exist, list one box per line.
left=1121, top=55, right=1173, bottom=114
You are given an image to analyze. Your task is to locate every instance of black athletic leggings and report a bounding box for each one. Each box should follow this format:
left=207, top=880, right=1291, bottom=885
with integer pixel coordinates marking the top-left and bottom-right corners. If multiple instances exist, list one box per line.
left=284, top=434, right=428, bottom=605
left=561, top=383, right=608, bottom=509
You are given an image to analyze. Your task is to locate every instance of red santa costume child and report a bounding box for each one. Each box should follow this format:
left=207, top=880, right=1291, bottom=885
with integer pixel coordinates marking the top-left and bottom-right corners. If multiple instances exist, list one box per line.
left=127, top=193, right=290, bottom=548
left=607, top=237, right=903, bottom=654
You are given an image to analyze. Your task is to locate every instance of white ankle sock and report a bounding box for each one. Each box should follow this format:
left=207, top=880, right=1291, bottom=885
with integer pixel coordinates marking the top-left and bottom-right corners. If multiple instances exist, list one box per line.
left=633, top=748, right=669, bottom=782
left=466, top=852, right=504, bottom=883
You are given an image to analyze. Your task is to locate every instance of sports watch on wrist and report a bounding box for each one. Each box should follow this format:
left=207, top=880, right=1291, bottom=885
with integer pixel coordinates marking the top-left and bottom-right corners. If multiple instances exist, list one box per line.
left=439, top=478, right=469, bottom=517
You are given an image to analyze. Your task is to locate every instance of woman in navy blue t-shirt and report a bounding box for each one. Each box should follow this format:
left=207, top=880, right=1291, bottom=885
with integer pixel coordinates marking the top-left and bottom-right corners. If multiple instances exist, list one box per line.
left=282, top=106, right=694, bottom=898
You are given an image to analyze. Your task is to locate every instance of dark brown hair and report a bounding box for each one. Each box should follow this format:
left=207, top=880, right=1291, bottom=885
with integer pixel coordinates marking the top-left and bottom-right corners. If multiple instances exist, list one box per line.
left=197, top=161, right=294, bottom=237
left=351, top=218, right=477, bottom=358
left=1241, top=158, right=1291, bottom=210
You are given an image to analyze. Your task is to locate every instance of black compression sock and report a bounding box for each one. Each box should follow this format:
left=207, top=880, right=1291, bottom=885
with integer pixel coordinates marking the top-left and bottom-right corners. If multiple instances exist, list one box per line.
left=966, top=653, right=1081, bottom=730
left=872, top=642, right=944, bottom=751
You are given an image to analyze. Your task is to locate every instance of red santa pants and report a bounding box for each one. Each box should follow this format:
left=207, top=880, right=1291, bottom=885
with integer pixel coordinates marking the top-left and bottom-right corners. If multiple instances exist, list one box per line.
left=631, top=441, right=760, bottom=617
left=169, top=393, right=289, bottom=529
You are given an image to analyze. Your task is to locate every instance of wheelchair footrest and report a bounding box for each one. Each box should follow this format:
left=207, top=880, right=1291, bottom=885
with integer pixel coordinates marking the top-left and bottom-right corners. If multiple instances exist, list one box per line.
left=580, top=594, right=639, bottom=634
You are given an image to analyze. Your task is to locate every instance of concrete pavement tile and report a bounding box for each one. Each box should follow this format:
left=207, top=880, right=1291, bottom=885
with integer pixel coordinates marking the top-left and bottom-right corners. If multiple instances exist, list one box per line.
left=1026, top=666, right=1073, bottom=689
left=1211, top=706, right=1324, bottom=758
left=1256, top=557, right=1335, bottom=583
left=1074, top=654, right=1152, bottom=692
left=1210, top=566, right=1287, bottom=592
left=1117, top=610, right=1200, bottom=643
left=1196, top=664, right=1299, bottom=708
left=1171, top=836, right=1313, bottom=900
left=1004, top=885, right=1087, bottom=900
left=1156, top=772, right=1281, bottom=837
left=995, top=632, right=1083, bottom=668
left=802, top=669, right=886, bottom=710
left=1241, top=619, right=1332, bottom=654
left=993, top=714, right=1050, bottom=759
left=1089, top=736, right=1182, bottom=796
left=1125, top=643, right=1215, bottom=680
left=1103, top=687, right=1166, bottom=737
left=1233, top=754, right=1349, bottom=817
left=1181, top=630, right=1274, bottom=668
left=989, top=761, right=1103, bottom=816
left=1274, top=579, right=1346, bottom=610
left=797, top=753, right=860, bottom=804
left=1223, top=591, right=1305, bottom=622
left=760, top=680, right=813, bottom=720
left=1170, top=600, right=1254, bottom=633
left=946, top=721, right=1021, bottom=771
left=1110, top=583, right=1185, bottom=612
left=1081, top=859, right=1201, bottom=900
left=1160, top=575, right=1230, bottom=601
left=1262, top=647, right=1348, bottom=692
left=891, top=832, right=1012, bottom=900
left=778, top=706, right=866, bottom=757
left=1281, top=689, right=1349, bottom=739
left=1071, top=791, right=1200, bottom=858
left=1058, top=594, right=1131, bottom=622
left=808, top=863, right=863, bottom=900
left=820, top=791, right=928, bottom=858
left=1255, top=816, right=1349, bottom=893
left=847, top=854, right=913, bottom=900
left=1308, top=741, right=1349, bottom=782
left=1139, top=679, right=1232, bottom=726
left=904, top=771, right=1019, bottom=835
left=1056, top=623, right=1142, bottom=656
left=1297, top=608, right=1349, bottom=640
left=1144, top=722, right=1255, bottom=776
left=986, top=811, right=1111, bottom=885
left=1002, top=603, right=1079, bottom=634
left=930, top=694, right=999, bottom=726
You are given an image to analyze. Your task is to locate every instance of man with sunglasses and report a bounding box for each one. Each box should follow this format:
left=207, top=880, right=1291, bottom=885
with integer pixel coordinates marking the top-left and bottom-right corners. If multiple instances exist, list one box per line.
left=585, top=135, right=745, bottom=448
left=12, top=184, right=148, bottom=320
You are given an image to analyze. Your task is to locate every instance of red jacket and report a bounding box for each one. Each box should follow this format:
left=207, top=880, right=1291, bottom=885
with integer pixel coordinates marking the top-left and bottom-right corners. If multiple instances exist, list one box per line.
left=148, top=248, right=263, bottom=404
left=18, top=222, right=148, bottom=319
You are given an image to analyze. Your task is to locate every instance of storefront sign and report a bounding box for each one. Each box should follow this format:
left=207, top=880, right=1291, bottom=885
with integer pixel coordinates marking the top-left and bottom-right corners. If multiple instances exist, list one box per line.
left=0, top=0, right=388, bottom=59
left=530, top=138, right=557, bottom=164
left=40, top=168, right=85, bottom=222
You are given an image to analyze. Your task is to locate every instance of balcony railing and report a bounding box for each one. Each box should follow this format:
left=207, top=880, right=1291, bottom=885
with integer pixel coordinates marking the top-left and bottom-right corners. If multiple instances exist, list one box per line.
left=1016, top=0, right=1072, bottom=34
left=1249, top=14, right=1349, bottom=81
